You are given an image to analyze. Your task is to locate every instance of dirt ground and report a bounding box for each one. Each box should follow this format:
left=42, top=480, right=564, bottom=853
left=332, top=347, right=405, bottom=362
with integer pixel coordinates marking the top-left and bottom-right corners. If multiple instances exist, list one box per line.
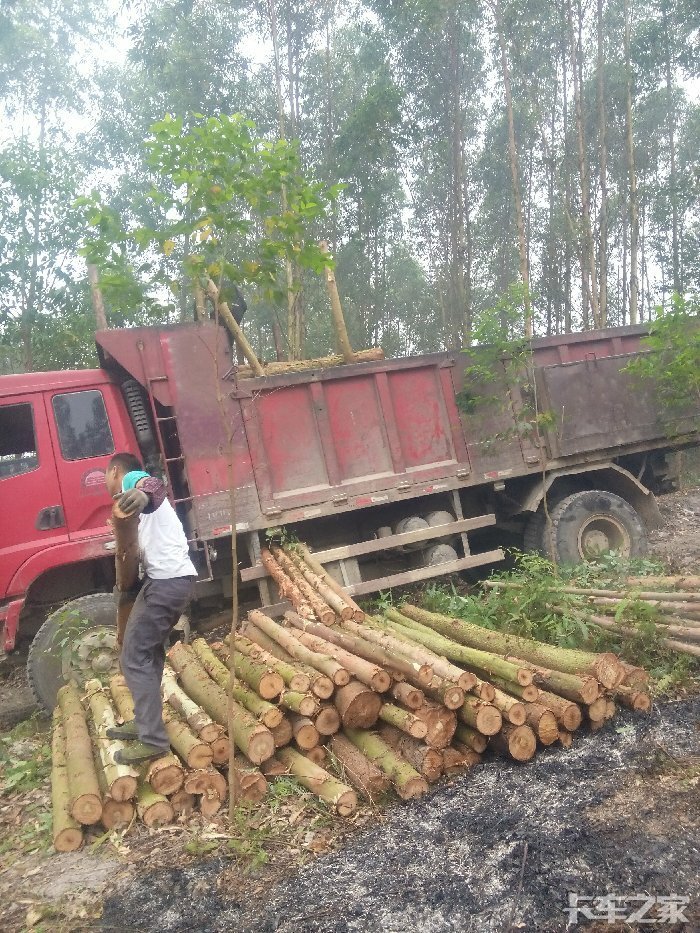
left=1, top=484, right=699, bottom=932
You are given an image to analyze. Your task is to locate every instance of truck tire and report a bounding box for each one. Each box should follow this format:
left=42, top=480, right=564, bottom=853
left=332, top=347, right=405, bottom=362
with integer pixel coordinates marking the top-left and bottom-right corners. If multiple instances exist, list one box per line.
left=27, top=593, right=119, bottom=713
left=523, top=511, right=547, bottom=554
left=545, top=490, right=648, bottom=564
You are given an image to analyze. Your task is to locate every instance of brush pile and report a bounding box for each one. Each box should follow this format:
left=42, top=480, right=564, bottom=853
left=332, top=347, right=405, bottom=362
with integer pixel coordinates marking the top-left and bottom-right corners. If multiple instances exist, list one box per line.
left=50, top=544, right=653, bottom=853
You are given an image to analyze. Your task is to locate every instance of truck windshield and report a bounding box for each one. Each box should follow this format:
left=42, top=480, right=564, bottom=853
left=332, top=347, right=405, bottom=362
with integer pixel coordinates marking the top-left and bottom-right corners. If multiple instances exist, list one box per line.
left=0, top=403, right=38, bottom=479
left=52, top=390, right=115, bottom=461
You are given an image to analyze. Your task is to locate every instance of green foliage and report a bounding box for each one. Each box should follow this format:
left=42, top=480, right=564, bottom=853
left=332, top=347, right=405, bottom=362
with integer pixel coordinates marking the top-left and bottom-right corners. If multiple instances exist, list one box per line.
left=624, top=295, right=700, bottom=417
left=81, top=113, right=338, bottom=313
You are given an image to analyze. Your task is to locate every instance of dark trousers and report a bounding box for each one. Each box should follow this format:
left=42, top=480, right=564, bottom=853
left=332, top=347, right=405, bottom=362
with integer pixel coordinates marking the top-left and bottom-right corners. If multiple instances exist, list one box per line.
left=120, top=576, right=195, bottom=749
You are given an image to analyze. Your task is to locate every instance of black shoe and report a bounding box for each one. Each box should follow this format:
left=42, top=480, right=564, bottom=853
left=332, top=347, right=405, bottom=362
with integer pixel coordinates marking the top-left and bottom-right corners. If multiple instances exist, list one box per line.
left=114, top=742, right=169, bottom=765
left=106, top=721, right=139, bottom=740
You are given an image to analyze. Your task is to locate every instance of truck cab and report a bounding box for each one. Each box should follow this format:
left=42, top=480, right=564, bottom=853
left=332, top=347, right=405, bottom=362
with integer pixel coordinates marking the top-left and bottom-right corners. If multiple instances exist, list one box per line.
left=0, top=370, right=139, bottom=651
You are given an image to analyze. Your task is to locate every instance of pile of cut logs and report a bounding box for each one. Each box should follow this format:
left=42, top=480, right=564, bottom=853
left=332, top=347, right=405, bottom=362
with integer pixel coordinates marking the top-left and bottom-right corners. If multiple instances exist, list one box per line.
left=483, top=574, right=700, bottom=659
left=50, top=543, right=652, bottom=853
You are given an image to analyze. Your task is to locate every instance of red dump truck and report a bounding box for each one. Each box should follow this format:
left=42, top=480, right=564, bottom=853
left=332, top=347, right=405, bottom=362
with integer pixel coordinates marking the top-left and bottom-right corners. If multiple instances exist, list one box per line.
left=1, top=321, right=697, bottom=708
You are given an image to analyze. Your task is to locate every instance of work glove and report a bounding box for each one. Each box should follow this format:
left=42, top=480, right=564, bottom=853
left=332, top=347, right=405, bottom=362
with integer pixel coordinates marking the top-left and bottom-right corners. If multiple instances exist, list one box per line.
left=116, top=487, right=149, bottom=517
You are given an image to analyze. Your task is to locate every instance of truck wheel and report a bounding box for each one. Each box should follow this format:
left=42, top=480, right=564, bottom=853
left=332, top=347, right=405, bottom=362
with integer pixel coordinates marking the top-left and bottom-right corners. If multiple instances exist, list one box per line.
left=27, top=594, right=119, bottom=712
left=545, top=490, right=648, bottom=564
left=523, top=511, right=547, bottom=554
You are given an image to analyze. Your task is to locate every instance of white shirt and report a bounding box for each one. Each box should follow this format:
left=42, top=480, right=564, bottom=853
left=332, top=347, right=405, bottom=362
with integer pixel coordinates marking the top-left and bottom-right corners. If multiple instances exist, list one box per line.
left=137, top=498, right=197, bottom=580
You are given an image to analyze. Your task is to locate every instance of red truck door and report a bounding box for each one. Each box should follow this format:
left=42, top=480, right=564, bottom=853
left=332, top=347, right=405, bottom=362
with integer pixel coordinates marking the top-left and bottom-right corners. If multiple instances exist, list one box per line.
left=46, top=387, right=117, bottom=540
left=0, top=394, right=68, bottom=596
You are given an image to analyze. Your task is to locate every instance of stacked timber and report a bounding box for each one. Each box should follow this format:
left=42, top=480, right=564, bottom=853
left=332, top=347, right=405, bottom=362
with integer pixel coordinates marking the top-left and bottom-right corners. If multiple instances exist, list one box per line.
left=49, top=542, right=654, bottom=851
left=483, top=576, right=700, bottom=659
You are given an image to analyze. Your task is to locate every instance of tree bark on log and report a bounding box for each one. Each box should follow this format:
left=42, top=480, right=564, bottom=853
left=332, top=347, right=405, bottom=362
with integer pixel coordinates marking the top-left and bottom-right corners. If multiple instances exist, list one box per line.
left=412, top=701, right=458, bottom=748
left=51, top=711, right=84, bottom=852
left=162, top=702, right=214, bottom=769
left=210, top=643, right=285, bottom=727
left=614, top=684, right=651, bottom=712
left=111, top=502, right=140, bottom=647
left=482, top=674, right=539, bottom=703
left=284, top=621, right=391, bottom=692
left=489, top=686, right=526, bottom=725
left=377, top=724, right=444, bottom=783
left=297, top=543, right=365, bottom=621
left=260, top=548, right=315, bottom=619
left=236, top=347, right=384, bottom=379
left=344, top=728, right=429, bottom=799
left=277, top=747, right=357, bottom=815
left=456, top=695, right=502, bottom=736
left=168, top=643, right=274, bottom=764
left=523, top=702, right=559, bottom=744
left=234, top=634, right=311, bottom=692
left=443, top=744, right=482, bottom=775
left=390, top=682, right=425, bottom=710
left=304, top=746, right=327, bottom=767
left=283, top=546, right=354, bottom=619
left=423, top=675, right=465, bottom=710
left=534, top=690, right=583, bottom=731
left=343, top=617, right=457, bottom=687
left=279, top=689, right=319, bottom=718
left=328, top=734, right=390, bottom=798
left=270, top=718, right=293, bottom=748
left=136, top=780, right=174, bottom=827
left=624, top=575, right=700, bottom=590
left=160, top=667, right=223, bottom=743
left=399, top=604, right=622, bottom=688
left=289, top=713, right=320, bottom=750
left=57, top=684, right=102, bottom=825
left=261, top=755, right=289, bottom=777
left=146, top=751, right=185, bottom=796
left=290, top=613, right=428, bottom=683
left=244, top=624, right=334, bottom=697
left=382, top=610, right=533, bottom=686
left=586, top=696, right=608, bottom=722
left=454, top=723, right=489, bottom=753
left=109, top=674, right=136, bottom=722
left=183, top=768, right=228, bottom=800
left=250, top=611, right=349, bottom=684
left=84, top=680, right=139, bottom=802
left=379, top=702, right=428, bottom=739
left=170, top=789, right=196, bottom=817
left=272, top=546, right=337, bottom=624
left=503, top=656, right=599, bottom=705
left=470, top=677, right=496, bottom=702
left=335, top=681, right=382, bottom=728
left=489, top=723, right=537, bottom=761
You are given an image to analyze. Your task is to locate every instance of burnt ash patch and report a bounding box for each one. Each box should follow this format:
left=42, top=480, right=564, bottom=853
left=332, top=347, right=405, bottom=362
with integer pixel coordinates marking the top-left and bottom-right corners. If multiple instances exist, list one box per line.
left=101, top=697, right=699, bottom=933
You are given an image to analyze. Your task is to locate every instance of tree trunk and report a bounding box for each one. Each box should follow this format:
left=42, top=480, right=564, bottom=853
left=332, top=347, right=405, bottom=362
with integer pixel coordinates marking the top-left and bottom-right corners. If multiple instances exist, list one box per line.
left=344, top=728, right=429, bottom=799
left=314, top=704, right=341, bottom=736
left=383, top=609, right=534, bottom=686
left=454, top=723, right=488, bottom=754
left=490, top=723, right=537, bottom=761
left=278, top=689, right=319, bottom=718
left=334, top=681, right=382, bottom=728
left=260, top=549, right=315, bottom=619
left=379, top=703, right=428, bottom=739
left=318, top=616, right=433, bottom=683
left=457, top=695, right=502, bottom=736
left=289, top=713, right=320, bottom=750
left=534, top=689, right=583, bottom=731
left=209, top=644, right=284, bottom=727
left=390, top=682, right=425, bottom=711
left=272, top=546, right=336, bottom=624
left=168, top=642, right=274, bottom=764
left=423, top=675, right=464, bottom=710
left=270, top=717, right=293, bottom=748
left=297, top=544, right=365, bottom=621
left=623, top=0, right=639, bottom=323
left=662, top=0, right=681, bottom=294
left=443, top=743, right=482, bottom=775
left=111, top=503, right=140, bottom=647
left=250, top=610, right=349, bottom=685
left=400, top=604, right=621, bottom=688
left=170, top=790, right=196, bottom=817
left=378, top=723, right=444, bottom=783
left=489, top=686, right=526, bottom=725
left=87, top=263, right=108, bottom=329
left=524, top=702, right=559, bottom=744
left=85, top=680, right=139, bottom=802
left=483, top=674, right=539, bottom=703
left=51, top=711, right=84, bottom=851
left=109, top=674, right=136, bottom=722
left=596, top=0, right=608, bottom=327
left=493, top=0, right=532, bottom=335
left=233, top=635, right=311, bottom=692
left=146, top=752, right=185, bottom=796
left=136, top=780, right=174, bottom=827
left=328, top=734, right=390, bottom=798
left=162, top=702, right=213, bottom=769
left=160, top=667, right=223, bottom=742
left=283, top=545, right=354, bottom=619
left=57, top=684, right=102, bottom=825
left=412, top=701, right=457, bottom=749
left=244, top=624, right=335, bottom=698
left=277, top=747, right=357, bottom=815
left=285, top=624, right=391, bottom=693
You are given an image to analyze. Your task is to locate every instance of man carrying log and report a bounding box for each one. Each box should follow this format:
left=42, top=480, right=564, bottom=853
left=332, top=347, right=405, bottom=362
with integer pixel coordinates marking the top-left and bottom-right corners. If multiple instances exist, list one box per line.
left=105, top=453, right=197, bottom=765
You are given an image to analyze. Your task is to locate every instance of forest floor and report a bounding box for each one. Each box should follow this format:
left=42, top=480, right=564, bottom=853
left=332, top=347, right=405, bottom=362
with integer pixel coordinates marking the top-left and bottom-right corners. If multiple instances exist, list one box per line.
left=0, top=483, right=698, bottom=933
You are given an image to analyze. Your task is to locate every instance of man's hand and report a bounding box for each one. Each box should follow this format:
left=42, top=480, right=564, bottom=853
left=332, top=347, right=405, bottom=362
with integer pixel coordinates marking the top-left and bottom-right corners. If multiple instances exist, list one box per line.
left=116, top=488, right=149, bottom=517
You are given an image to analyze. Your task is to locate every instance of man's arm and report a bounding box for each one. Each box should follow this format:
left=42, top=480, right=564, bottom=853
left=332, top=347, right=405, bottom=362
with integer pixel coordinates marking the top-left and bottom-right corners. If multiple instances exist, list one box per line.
left=115, top=476, right=167, bottom=516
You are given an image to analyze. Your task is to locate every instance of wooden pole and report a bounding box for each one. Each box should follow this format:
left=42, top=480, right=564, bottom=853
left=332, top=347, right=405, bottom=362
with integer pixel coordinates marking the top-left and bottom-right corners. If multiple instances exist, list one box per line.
left=205, top=277, right=264, bottom=376
left=87, top=263, right=108, bottom=330
left=319, top=241, right=356, bottom=363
